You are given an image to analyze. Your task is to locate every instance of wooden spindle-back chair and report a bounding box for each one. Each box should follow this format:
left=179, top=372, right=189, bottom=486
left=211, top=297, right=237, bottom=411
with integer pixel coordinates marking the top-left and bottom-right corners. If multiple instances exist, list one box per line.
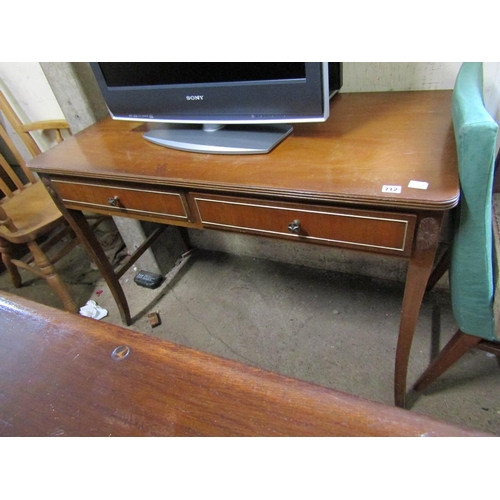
left=0, top=90, right=78, bottom=312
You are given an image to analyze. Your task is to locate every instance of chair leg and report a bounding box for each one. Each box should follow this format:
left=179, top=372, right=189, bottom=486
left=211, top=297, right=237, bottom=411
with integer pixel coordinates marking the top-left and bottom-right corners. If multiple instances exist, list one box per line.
left=426, top=248, right=450, bottom=292
left=413, top=329, right=481, bottom=392
left=0, top=237, right=22, bottom=288
left=27, top=240, right=79, bottom=314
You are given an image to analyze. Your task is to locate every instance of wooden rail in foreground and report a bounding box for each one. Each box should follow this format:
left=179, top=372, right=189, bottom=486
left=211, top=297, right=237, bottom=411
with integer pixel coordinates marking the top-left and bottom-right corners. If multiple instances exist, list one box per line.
left=0, top=292, right=489, bottom=437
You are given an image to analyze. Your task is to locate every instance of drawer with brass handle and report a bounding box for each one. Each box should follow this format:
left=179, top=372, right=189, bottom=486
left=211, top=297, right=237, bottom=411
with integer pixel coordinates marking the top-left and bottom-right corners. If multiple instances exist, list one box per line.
left=51, top=179, right=192, bottom=225
left=191, top=193, right=417, bottom=256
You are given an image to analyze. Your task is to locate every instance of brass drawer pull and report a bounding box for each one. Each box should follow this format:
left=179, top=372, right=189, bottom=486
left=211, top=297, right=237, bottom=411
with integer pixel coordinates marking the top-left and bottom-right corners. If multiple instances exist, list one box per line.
left=288, top=219, right=301, bottom=234
left=108, top=196, right=120, bottom=207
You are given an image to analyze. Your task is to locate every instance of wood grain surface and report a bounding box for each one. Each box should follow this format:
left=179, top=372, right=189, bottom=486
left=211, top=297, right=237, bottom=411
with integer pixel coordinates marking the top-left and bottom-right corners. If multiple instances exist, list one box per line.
left=0, top=292, right=487, bottom=436
left=28, top=91, right=459, bottom=211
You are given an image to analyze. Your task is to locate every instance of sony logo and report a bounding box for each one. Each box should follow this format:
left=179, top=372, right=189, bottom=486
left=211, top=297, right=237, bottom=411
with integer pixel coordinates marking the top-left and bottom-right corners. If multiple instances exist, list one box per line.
left=186, top=95, right=204, bottom=101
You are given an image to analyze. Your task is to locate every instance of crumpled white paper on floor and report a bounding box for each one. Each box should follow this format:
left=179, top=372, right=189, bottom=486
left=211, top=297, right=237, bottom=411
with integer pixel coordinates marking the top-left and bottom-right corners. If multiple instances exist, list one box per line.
left=79, top=300, right=108, bottom=320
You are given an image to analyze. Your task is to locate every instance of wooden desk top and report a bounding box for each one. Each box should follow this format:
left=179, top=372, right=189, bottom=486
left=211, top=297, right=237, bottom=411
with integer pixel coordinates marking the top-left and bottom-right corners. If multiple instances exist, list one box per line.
left=29, top=91, right=459, bottom=211
left=0, top=292, right=487, bottom=436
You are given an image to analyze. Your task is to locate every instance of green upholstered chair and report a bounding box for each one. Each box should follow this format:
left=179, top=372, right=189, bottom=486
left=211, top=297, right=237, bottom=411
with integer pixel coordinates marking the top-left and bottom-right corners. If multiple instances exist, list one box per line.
left=414, top=62, right=500, bottom=392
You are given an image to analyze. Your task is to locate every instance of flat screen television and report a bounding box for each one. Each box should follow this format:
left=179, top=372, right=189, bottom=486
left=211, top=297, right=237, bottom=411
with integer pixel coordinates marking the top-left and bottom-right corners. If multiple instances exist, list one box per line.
left=89, top=62, right=343, bottom=154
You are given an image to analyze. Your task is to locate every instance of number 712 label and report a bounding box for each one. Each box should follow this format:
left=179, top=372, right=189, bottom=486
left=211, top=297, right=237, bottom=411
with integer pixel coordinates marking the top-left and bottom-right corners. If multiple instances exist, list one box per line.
left=382, top=185, right=402, bottom=193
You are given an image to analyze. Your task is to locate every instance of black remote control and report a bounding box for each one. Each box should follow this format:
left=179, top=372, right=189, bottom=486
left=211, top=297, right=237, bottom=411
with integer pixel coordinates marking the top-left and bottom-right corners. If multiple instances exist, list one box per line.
left=133, top=270, right=165, bottom=289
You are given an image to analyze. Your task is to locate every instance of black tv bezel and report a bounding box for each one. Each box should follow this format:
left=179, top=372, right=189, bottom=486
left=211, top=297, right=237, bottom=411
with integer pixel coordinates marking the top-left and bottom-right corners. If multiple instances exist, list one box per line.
left=90, top=62, right=342, bottom=125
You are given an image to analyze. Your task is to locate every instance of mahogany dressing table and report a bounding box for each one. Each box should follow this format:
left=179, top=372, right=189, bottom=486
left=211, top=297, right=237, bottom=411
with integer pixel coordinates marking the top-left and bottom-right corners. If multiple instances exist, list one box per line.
left=28, top=91, right=460, bottom=407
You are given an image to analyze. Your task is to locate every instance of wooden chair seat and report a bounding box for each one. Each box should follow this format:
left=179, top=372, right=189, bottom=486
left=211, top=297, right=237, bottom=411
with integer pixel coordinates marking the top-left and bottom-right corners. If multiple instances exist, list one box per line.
left=0, top=181, right=63, bottom=243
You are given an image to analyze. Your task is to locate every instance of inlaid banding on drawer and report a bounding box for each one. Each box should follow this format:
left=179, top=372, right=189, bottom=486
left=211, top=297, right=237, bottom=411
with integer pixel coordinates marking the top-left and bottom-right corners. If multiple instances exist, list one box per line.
left=193, top=195, right=417, bottom=255
left=52, top=180, right=189, bottom=220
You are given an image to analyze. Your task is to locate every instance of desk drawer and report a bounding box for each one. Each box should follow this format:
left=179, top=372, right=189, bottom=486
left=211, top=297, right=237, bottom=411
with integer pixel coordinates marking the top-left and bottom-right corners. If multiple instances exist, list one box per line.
left=191, top=194, right=417, bottom=256
left=52, top=179, right=191, bottom=223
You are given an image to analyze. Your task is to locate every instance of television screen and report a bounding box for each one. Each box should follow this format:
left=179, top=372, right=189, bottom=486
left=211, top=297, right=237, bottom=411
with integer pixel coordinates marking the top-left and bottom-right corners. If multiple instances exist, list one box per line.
left=90, top=62, right=342, bottom=154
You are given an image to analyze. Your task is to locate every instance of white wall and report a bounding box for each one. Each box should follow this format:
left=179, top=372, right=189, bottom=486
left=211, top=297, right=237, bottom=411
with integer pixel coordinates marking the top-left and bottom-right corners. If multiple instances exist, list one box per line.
left=0, top=62, right=66, bottom=156
left=0, top=63, right=64, bottom=120
left=342, top=62, right=462, bottom=91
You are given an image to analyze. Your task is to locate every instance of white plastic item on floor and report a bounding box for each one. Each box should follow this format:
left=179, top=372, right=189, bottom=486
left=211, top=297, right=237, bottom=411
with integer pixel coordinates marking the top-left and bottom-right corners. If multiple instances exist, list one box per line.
left=79, top=300, right=108, bottom=320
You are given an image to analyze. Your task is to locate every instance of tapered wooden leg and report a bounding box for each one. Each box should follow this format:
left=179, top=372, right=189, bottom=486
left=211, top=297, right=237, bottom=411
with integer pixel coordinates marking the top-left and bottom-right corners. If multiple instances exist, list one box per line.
left=41, top=176, right=132, bottom=325
left=0, top=237, right=22, bottom=288
left=394, top=215, right=443, bottom=408
left=27, top=240, right=78, bottom=313
left=66, top=209, right=132, bottom=325
left=413, top=330, right=481, bottom=392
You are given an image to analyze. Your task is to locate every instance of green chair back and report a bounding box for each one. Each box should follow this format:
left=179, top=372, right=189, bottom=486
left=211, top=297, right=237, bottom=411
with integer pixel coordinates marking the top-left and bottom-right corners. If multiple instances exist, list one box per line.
left=450, top=62, right=499, bottom=341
